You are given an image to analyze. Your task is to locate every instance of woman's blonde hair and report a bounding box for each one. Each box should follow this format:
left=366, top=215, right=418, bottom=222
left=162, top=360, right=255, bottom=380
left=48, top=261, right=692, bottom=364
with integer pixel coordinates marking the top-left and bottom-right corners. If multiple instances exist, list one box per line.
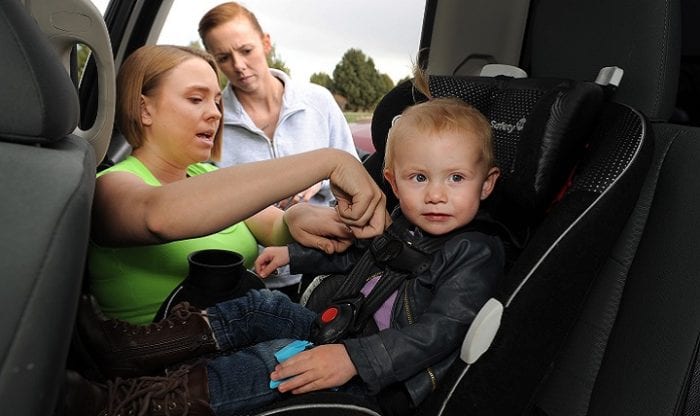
left=198, top=2, right=264, bottom=49
left=385, top=66, right=494, bottom=173
left=116, top=45, right=224, bottom=160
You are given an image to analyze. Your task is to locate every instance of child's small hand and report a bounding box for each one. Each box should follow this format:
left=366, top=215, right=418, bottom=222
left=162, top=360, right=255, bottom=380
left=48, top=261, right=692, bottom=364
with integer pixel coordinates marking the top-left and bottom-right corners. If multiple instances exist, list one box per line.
left=254, top=246, right=290, bottom=278
left=270, top=344, right=357, bottom=394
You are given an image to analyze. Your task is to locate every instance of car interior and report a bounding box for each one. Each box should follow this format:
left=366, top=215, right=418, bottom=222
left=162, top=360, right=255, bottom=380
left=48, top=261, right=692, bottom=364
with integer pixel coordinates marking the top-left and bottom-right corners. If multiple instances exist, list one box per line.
left=1, top=0, right=700, bottom=415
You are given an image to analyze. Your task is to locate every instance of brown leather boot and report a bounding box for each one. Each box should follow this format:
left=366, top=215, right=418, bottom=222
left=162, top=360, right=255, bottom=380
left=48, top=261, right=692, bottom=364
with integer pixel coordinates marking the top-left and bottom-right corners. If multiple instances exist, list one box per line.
left=64, top=365, right=214, bottom=416
left=77, top=294, right=218, bottom=378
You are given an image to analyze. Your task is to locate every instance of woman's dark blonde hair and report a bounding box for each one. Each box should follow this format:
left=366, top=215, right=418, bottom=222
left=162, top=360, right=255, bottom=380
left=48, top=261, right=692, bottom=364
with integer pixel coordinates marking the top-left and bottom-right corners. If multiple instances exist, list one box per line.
left=198, top=2, right=264, bottom=50
left=116, top=45, right=224, bottom=160
left=385, top=66, right=495, bottom=173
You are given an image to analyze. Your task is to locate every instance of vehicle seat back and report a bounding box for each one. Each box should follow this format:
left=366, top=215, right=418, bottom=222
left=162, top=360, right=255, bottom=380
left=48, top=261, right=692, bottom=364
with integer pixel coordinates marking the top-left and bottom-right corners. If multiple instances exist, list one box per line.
left=529, top=0, right=700, bottom=414
left=0, top=1, right=95, bottom=415
left=673, top=0, right=700, bottom=126
left=522, top=0, right=681, bottom=122
left=578, top=123, right=700, bottom=416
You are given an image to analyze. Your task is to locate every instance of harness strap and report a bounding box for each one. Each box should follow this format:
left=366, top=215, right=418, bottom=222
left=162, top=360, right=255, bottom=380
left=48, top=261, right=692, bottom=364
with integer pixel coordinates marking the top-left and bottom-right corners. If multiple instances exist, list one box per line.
left=332, top=214, right=437, bottom=302
left=310, top=211, right=505, bottom=344
left=353, top=268, right=407, bottom=333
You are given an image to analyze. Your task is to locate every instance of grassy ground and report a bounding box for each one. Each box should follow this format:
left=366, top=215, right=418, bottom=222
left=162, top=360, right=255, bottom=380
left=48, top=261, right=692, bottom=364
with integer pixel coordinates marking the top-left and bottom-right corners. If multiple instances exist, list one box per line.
left=344, top=112, right=372, bottom=123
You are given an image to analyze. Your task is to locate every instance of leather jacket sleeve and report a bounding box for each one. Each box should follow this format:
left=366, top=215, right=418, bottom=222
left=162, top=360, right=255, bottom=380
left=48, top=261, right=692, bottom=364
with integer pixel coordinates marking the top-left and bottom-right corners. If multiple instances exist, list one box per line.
left=341, top=232, right=504, bottom=399
left=287, top=240, right=369, bottom=275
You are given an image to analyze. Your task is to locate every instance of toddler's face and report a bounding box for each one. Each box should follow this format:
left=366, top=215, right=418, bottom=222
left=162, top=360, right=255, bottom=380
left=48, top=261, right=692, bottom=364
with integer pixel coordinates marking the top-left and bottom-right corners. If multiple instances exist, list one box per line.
left=384, top=131, right=498, bottom=235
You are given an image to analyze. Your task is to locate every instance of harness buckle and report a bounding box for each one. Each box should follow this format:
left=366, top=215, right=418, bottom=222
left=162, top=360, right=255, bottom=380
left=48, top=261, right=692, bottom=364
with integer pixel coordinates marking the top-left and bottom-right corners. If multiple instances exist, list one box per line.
left=309, top=295, right=365, bottom=345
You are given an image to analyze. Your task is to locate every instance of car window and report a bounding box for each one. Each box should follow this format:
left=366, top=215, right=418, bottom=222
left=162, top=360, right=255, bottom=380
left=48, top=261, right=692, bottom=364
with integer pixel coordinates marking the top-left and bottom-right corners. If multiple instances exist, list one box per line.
left=160, top=1, right=425, bottom=154
left=158, top=1, right=425, bottom=85
left=92, top=0, right=425, bottom=155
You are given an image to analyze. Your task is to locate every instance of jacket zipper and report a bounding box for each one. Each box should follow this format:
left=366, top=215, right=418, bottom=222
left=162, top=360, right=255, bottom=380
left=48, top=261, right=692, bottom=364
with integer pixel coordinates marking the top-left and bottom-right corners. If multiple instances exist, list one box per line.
left=402, top=284, right=438, bottom=391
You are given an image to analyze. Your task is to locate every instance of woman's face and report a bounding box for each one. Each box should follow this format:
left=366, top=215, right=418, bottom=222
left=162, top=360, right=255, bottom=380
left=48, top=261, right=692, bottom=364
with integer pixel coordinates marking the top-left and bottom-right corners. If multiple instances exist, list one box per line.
left=204, top=16, right=272, bottom=94
left=140, top=57, right=222, bottom=167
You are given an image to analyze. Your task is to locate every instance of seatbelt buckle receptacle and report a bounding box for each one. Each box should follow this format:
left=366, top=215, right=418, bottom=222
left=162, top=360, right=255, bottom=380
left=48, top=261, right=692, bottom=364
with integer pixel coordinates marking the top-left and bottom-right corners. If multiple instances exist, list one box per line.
left=310, top=295, right=365, bottom=344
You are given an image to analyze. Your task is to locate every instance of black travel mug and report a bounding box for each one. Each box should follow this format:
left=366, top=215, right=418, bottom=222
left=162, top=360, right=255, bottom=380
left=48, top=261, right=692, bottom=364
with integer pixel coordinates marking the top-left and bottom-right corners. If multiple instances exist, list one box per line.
left=153, top=249, right=264, bottom=321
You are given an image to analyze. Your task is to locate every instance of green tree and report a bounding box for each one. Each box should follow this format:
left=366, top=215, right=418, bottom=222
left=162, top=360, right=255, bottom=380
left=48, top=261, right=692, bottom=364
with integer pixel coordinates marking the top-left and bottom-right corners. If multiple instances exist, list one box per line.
left=380, top=73, right=395, bottom=93
left=188, top=40, right=203, bottom=50
left=76, top=44, right=91, bottom=80
left=310, top=72, right=334, bottom=91
left=332, top=48, right=387, bottom=111
left=267, top=44, right=290, bottom=75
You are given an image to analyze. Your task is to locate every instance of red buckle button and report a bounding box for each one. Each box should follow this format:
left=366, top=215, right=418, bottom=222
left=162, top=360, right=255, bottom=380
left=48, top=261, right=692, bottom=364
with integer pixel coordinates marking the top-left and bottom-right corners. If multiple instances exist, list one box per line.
left=321, top=307, right=339, bottom=323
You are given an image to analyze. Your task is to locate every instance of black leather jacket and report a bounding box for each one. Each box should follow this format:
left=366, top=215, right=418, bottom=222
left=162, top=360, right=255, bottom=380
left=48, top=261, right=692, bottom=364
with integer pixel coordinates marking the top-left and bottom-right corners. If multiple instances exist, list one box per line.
left=288, top=210, right=505, bottom=406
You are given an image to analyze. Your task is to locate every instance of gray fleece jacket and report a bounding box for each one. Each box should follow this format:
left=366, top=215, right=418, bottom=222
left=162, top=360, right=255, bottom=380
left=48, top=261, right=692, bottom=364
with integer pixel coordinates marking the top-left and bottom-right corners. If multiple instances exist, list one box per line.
left=218, top=68, right=359, bottom=206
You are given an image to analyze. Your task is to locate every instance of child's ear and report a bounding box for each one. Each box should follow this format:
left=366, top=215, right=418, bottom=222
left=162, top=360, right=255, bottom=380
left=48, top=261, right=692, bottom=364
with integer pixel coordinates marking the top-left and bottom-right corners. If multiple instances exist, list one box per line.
left=383, top=169, right=400, bottom=198
left=480, top=167, right=500, bottom=200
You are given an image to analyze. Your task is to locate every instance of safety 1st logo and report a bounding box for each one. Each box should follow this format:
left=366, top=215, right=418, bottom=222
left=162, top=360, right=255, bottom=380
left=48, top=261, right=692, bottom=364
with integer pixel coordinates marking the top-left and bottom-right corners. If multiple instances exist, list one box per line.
left=491, top=117, right=526, bottom=133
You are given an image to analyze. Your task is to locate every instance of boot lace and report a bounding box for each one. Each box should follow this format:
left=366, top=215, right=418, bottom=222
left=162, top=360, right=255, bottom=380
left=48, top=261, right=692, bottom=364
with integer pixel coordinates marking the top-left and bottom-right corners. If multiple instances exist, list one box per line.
left=106, top=366, right=195, bottom=416
left=111, top=302, right=206, bottom=336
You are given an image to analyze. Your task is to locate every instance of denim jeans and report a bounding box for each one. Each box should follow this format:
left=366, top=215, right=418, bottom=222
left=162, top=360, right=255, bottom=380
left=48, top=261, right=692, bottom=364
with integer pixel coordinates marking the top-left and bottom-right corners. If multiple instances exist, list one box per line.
left=204, top=289, right=316, bottom=415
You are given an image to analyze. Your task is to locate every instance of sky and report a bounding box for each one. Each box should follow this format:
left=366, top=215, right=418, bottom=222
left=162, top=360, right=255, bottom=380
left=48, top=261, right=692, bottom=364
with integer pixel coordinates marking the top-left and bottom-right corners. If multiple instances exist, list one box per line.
left=93, top=1, right=426, bottom=84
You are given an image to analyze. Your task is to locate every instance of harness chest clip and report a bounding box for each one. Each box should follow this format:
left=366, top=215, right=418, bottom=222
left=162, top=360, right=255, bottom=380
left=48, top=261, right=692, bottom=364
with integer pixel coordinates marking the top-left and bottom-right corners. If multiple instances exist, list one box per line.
left=309, top=295, right=365, bottom=345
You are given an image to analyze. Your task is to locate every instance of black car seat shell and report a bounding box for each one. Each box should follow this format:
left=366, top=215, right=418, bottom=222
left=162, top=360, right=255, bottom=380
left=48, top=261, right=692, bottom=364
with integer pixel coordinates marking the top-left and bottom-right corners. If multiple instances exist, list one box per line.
left=419, top=96, right=651, bottom=416
left=0, top=1, right=95, bottom=415
left=244, top=67, right=652, bottom=415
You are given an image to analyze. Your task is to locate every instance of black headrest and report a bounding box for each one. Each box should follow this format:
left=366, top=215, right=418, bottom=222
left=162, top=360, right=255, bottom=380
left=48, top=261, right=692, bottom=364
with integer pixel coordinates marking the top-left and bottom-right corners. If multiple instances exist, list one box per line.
left=0, top=0, right=79, bottom=144
left=431, top=76, right=603, bottom=221
left=371, top=75, right=606, bottom=239
left=524, top=0, right=680, bottom=121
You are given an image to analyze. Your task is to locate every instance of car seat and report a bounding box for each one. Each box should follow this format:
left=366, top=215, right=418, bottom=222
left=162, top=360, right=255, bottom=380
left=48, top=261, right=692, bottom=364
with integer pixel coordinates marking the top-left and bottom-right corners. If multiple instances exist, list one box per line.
left=417, top=0, right=682, bottom=413
left=240, top=64, right=652, bottom=415
left=415, top=74, right=652, bottom=416
left=0, top=1, right=96, bottom=415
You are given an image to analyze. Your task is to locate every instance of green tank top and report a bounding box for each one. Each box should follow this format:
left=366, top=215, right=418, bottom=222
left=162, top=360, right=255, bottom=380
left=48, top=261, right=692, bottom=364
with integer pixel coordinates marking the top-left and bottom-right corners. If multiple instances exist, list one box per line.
left=88, top=156, right=259, bottom=325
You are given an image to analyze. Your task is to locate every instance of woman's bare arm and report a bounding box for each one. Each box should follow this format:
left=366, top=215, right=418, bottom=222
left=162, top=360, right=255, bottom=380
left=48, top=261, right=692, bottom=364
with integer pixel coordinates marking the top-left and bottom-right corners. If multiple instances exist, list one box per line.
left=92, top=148, right=386, bottom=246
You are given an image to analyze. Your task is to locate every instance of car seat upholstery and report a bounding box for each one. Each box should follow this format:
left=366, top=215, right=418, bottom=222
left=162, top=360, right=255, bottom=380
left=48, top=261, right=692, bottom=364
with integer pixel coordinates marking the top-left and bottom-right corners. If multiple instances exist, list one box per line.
left=0, top=1, right=95, bottom=415
left=526, top=0, right=700, bottom=414
left=521, top=0, right=681, bottom=123
left=673, top=0, right=700, bottom=126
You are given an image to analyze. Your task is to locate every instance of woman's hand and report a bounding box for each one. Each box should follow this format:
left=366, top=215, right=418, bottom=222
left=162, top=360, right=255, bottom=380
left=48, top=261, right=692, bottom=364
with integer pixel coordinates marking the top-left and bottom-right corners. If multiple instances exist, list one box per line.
left=328, top=158, right=387, bottom=239
left=270, top=344, right=357, bottom=394
left=284, top=204, right=354, bottom=254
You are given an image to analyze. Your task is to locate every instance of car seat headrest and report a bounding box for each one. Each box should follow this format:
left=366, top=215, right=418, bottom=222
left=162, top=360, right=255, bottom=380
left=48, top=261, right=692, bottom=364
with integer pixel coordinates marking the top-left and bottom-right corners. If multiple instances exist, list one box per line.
left=430, top=76, right=604, bottom=224
left=372, top=75, right=607, bottom=242
left=0, top=0, right=79, bottom=144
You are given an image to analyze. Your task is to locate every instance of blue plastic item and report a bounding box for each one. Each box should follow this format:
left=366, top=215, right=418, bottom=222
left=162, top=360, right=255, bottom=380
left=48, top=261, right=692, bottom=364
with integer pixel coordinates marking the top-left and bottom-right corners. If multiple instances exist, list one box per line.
left=269, top=340, right=313, bottom=389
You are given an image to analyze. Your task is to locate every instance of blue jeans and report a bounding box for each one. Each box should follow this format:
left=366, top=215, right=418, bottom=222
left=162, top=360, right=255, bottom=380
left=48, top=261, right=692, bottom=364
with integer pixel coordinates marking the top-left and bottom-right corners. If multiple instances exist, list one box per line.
left=204, top=289, right=316, bottom=415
